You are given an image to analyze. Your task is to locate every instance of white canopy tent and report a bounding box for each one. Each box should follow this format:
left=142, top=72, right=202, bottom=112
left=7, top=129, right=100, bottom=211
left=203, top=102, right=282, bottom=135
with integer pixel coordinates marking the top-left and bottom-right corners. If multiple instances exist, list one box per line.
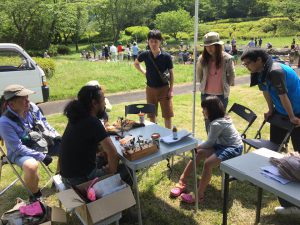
left=191, top=0, right=199, bottom=210
left=192, top=0, right=199, bottom=137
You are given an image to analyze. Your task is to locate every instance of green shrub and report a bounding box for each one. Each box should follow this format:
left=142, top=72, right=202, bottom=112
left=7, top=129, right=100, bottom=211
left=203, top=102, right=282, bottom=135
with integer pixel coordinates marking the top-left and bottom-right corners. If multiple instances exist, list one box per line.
left=118, top=31, right=133, bottom=44
left=26, top=50, right=44, bottom=57
left=177, top=32, right=190, bottom=40
left=124, top=26, right=150, bottom=42
left=57, top=45, right=71, bottom=55
left=48, top=45, right=58, bottom=56
left=162, top=34, right=171, bottom=40
left=33, top=57, right=56, bottom=79
left=199, top=17, right=298, bottom=39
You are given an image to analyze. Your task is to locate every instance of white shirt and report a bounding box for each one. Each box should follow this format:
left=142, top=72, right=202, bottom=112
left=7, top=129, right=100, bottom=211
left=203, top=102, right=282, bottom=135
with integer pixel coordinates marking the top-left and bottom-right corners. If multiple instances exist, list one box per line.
left=110, top=45, right=117, bottom=53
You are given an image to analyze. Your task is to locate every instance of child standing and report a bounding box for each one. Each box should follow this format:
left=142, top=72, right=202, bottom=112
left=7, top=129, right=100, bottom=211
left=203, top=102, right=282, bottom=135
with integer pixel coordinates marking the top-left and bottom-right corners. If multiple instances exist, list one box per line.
left=170, top=96, right=243, bottom=203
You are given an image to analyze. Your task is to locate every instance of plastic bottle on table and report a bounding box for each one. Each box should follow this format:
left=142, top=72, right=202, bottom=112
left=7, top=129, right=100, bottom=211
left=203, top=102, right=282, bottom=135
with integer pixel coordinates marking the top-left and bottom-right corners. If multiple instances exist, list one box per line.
left=172, top=125, right=178, bottom=140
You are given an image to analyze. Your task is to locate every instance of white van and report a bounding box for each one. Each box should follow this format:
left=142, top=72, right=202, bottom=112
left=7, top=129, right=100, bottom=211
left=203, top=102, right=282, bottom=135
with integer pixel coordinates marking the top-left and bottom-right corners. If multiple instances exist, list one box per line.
left=0, top=43, right=49, bottom=103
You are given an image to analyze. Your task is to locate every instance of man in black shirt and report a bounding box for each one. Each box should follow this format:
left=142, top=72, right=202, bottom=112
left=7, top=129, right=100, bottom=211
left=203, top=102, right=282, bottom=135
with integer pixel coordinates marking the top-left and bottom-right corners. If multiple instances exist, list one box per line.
left=134, top=29, right=174, bottom=129
left=60, top=85, right=119, bottom=186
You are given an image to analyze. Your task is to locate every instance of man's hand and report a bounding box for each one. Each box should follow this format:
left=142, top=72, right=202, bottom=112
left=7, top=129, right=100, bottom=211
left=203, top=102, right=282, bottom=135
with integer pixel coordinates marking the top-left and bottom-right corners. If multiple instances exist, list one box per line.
left=290, top=116, right=300, bottom=127
left=264, top=110, right=273, bottom=120
left=167, top=88, right=174, bottom=99
left=42, top=154, right=53, bottom=166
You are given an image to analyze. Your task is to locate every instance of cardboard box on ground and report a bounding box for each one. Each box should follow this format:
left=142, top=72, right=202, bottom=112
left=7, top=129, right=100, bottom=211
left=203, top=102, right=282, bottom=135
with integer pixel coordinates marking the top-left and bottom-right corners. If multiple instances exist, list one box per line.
left=57, top=174, right=136, bottom=225
left=40, top=207, right=67, bottom=225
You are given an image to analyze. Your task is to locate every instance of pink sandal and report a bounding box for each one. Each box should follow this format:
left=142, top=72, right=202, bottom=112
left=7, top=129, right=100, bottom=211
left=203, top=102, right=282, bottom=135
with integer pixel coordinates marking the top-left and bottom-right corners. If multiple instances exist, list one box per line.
left=170, top=182, right=186, bottom=197
left=180, top=193, right=204, bottom=204
left=180, top=193, right=195, bottom=204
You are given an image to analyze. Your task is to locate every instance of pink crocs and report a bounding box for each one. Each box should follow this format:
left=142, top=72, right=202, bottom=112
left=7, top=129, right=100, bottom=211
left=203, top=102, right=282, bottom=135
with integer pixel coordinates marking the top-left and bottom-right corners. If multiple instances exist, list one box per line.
left=180, top=193, right=195, bottom=204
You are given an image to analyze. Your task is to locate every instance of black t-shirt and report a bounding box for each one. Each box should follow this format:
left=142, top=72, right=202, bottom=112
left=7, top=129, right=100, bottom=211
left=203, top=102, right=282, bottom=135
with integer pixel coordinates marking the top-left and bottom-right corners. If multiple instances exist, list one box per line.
left=60, top=116, right=108, bottom=178
left=137, top=50, right=173, bottom=88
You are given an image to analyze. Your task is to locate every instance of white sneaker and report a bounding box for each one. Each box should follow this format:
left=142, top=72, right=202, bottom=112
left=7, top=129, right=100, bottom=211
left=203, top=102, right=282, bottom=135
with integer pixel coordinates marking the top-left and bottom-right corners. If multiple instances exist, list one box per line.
left=274, top=206, right=300, bottom=216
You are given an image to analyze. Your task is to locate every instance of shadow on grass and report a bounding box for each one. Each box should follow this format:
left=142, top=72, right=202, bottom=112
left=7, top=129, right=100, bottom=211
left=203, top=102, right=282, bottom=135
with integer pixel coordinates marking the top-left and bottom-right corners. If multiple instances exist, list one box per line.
left=260, top=213, right=300, bottom=225
left=125, top=178, right=199, bottom=225
left=165, top=155, right=280, bottom=213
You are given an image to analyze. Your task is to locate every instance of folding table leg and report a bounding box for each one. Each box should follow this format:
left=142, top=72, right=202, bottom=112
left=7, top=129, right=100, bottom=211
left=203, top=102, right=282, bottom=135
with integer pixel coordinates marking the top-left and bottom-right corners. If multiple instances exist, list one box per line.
left=133, top=170, right=143, bottom=225
left=255, top=187, right=263, bottom=224
left=192, top=148, right=198, bottom=211
left=222, top=173, right=229, bottom=225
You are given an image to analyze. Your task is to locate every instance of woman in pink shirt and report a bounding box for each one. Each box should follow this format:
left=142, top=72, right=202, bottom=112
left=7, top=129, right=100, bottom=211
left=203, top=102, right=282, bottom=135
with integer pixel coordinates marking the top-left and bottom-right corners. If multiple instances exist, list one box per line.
left=196, top=32, right=235, bottom=110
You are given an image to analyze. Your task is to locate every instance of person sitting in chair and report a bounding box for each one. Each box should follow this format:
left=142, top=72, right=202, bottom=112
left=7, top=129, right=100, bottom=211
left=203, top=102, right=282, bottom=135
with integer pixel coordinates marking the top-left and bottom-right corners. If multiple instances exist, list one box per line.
left=0, top=84, right=61, bottom=200
left=60, top=85, right=131, bottom=187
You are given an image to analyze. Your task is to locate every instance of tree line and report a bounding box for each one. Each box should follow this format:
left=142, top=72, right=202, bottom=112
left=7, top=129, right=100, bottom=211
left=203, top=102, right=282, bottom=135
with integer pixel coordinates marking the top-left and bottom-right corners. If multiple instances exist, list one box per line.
left=0, top=0, right=298, bottom=51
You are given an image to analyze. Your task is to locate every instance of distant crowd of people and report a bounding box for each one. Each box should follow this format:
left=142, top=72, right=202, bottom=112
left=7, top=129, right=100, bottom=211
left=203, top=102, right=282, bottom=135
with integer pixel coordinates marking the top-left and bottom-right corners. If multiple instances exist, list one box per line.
left=80, top=42, right=139, bottom=62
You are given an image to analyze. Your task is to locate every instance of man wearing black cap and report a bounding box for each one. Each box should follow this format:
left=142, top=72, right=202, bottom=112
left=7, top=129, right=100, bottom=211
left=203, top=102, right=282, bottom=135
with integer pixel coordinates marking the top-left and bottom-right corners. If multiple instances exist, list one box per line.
left=0, top=84, right=61, bottom=200
left=241, top=48, right=300, bottom=215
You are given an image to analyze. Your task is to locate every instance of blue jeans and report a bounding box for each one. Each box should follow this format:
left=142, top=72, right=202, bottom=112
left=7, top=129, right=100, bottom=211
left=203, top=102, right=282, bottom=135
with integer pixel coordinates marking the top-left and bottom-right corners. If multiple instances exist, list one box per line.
left=201, top=94, right=228, bottom=110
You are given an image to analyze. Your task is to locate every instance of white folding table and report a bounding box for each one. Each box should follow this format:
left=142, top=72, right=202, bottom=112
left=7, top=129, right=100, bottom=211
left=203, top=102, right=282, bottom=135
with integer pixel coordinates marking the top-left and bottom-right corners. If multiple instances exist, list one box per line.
left=111, top=123, right=198, bottom=225
left=220, top=148, right=300, bottom=225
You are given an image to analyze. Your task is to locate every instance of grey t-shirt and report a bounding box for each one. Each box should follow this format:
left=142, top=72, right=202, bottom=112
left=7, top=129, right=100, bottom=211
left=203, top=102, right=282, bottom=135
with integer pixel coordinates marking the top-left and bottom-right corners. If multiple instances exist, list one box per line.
left=200, top=117, right=242, bottom=148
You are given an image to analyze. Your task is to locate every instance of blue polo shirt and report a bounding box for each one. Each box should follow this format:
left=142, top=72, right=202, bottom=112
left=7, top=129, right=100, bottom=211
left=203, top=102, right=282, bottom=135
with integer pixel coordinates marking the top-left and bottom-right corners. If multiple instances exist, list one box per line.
left=258, top=63, right=300, bottom=115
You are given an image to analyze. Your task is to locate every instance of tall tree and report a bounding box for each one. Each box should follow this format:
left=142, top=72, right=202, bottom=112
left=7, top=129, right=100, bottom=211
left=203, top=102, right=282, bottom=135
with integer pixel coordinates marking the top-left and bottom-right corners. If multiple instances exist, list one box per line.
left=155, top=9, right=192, bottom=40
left=0, top=0, right=44, bottom=47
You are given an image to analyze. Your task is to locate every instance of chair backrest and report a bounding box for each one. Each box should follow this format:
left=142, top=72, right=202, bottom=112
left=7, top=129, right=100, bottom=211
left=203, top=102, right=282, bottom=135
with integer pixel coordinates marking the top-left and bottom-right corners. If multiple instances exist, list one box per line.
left=125, top=104, right=156, bottom=117
left=228, top=103, right=257, bottom=138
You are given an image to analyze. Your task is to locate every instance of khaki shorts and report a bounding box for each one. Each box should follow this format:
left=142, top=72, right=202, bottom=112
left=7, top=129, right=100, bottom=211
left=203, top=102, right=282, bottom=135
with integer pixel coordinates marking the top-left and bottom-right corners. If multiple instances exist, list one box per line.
left=146, top=86, right=174, bottom=118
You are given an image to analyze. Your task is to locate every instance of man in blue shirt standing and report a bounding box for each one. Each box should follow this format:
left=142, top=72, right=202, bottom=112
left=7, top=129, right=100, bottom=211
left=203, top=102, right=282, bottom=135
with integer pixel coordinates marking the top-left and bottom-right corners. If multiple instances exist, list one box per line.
left=241, top=48, right=300, bottom=215
left=0, top=84, right=61, bottom=200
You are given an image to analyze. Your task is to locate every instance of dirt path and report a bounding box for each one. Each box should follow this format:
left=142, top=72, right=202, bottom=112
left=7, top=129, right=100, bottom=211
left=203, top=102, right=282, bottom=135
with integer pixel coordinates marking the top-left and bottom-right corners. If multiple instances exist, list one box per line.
left=39, top=75, right=250, bottom=115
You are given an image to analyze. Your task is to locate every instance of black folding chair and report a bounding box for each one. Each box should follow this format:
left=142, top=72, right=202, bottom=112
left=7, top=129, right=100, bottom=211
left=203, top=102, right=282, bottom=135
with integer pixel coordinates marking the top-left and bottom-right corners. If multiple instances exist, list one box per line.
left=221, top=103, right=257, bottom=197
left=228, top=103, right=258, bottom=139
left=0, top=139, right=53, bottom=197
left=125, top=103, right=156, bottom=117
left=243, top=113, right=295, bottom=152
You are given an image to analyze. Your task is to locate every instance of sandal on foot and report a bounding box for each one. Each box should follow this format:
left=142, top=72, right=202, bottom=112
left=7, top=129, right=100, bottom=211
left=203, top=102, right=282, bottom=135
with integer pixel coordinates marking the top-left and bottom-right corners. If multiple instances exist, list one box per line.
left=180, top=193, right=204, bottom=204
left=180, top=193, right=195, bottom=204
left=170, top=182, right=186, bottom=197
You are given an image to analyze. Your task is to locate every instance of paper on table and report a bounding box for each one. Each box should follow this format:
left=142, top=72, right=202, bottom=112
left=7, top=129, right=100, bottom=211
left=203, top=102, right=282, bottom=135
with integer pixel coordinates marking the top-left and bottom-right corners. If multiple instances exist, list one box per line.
left=260, top=165, right=291, bottom=184
left=160, top=130, right=191, bottom=144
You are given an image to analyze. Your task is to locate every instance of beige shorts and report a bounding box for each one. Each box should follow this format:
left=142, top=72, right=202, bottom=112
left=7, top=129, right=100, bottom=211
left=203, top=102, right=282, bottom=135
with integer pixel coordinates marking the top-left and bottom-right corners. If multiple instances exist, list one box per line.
left=146, top=86, right=174, bottom=118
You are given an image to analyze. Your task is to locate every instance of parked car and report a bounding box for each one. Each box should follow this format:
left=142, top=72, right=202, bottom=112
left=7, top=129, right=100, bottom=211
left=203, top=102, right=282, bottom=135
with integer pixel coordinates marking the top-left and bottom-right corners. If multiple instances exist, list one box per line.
left=0, top=43, right=49, bottom=103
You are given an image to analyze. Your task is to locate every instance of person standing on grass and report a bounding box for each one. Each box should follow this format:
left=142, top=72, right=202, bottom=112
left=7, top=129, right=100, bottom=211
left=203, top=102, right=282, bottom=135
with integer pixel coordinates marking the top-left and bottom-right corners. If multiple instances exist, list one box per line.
left=258, top=37, right=263, bottom=48
left=132, top=42, right=139, bottom=61
left=117, top=43, right=124, bottom=61
left=134, top=29, right=174, bottom=129
left=110, top=43, right=117, bottom=62
left=170, top=96, right=243, bottom=204
left=92, top=44, right=97, bottom=59
left=241, top=47, right=300, bottom=216
left=197, top=32, right=235, bottom=111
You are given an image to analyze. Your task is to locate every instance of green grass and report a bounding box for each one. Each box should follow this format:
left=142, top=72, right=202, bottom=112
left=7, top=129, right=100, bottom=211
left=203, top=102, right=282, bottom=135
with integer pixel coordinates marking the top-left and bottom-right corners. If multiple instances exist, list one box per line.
left=48, top=54, right=248, bottom=100
left=235, top=36, right=296, bottom=49
left=1, top=85, right=299, bottom=225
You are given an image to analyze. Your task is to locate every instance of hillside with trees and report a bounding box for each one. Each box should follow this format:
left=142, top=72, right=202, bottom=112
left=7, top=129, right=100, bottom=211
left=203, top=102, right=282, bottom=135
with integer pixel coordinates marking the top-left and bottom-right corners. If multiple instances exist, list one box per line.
left=0, top=0, right=299, bottom=51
